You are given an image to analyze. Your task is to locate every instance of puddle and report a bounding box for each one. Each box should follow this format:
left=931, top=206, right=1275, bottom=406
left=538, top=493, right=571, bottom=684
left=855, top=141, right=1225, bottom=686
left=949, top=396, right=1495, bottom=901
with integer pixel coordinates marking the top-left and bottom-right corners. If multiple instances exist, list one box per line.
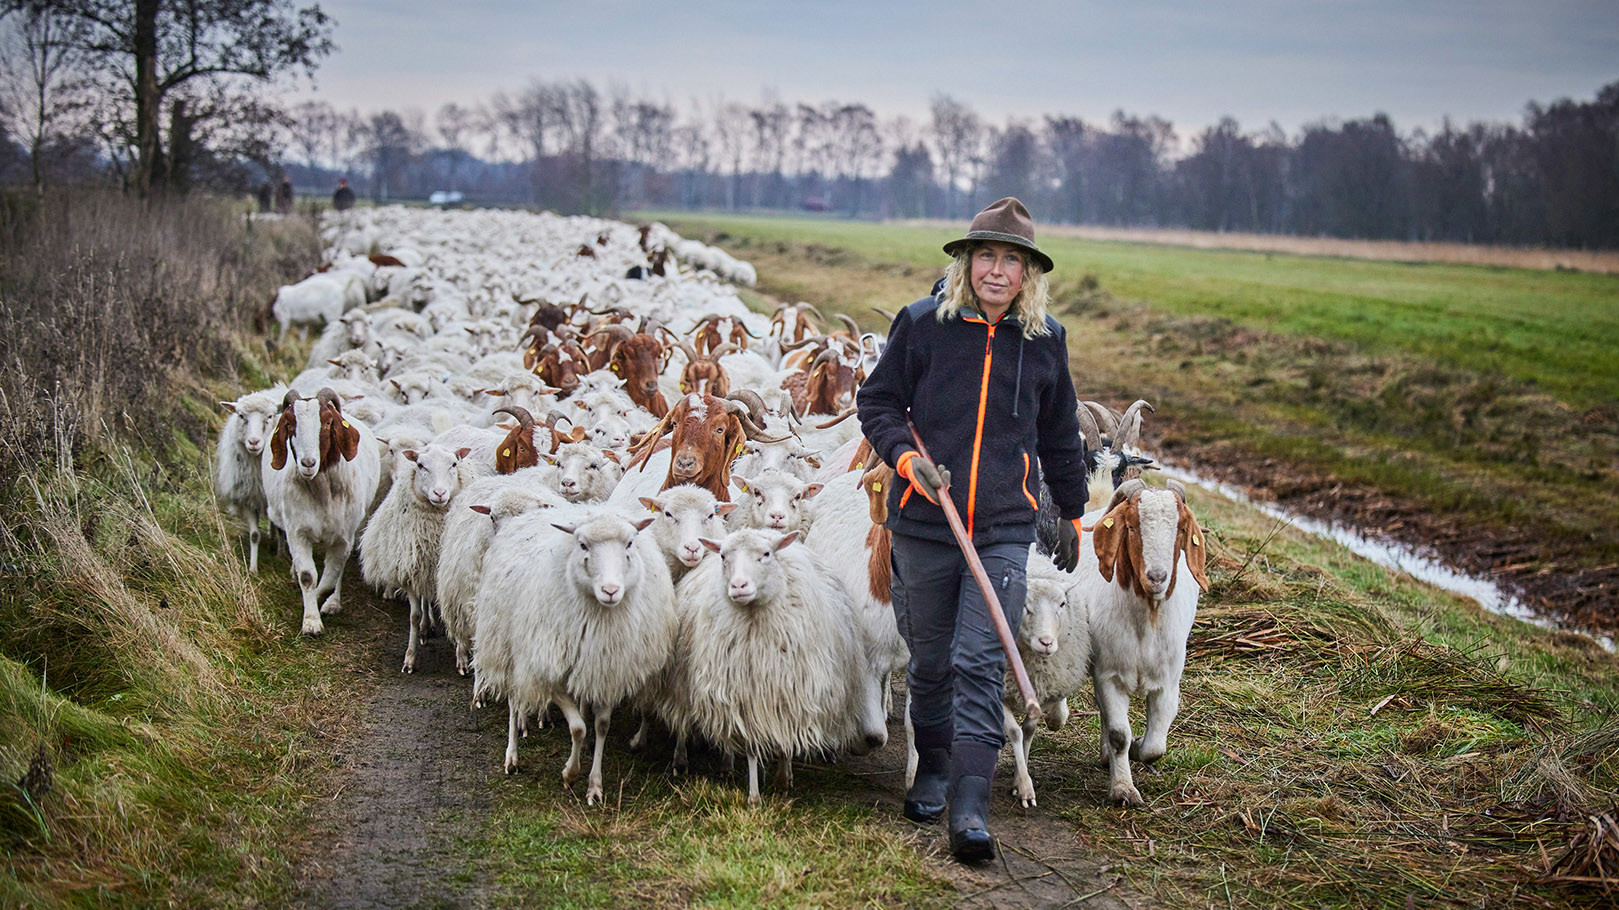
left=1151, top=454, right=1616, bottom=652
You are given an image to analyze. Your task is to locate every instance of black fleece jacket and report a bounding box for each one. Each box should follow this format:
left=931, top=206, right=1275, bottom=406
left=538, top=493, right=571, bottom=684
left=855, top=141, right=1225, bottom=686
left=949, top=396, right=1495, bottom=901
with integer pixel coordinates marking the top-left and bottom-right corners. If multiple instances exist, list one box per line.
left=856, top=295, right=1090, bottom=547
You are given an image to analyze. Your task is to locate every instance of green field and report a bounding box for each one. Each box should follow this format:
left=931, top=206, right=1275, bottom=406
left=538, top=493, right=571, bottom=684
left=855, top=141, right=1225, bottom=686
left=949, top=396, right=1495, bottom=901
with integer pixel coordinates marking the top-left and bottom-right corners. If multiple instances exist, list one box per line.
left=647, top=211, right=1619, bottom=631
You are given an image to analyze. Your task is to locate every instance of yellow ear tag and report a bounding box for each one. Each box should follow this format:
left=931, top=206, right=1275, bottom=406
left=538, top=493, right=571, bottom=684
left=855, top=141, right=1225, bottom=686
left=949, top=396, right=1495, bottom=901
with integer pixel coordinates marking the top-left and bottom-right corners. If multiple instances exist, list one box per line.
left=738, top=482, right=747, bottom=492
left=853, top=461, right=863, bottom=470
left=1192, top=534, right=1201, bottom=546
left=501, top=448, right=511, bottom=457
left=610, top=364, right=619, bottom=371
left=342, top=420, right=351, bottom=428
left=871, top=481, right=882, bottom=493
left=1102, top=517, right=1115, bottom=529
left=735, top=443, right=744, bottom=455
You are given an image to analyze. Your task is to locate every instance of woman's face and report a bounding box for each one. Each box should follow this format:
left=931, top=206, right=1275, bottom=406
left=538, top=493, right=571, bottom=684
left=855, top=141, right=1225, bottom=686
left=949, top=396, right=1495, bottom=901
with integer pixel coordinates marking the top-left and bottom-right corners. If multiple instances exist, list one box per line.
left=969, top=241, right=1026, bottom=311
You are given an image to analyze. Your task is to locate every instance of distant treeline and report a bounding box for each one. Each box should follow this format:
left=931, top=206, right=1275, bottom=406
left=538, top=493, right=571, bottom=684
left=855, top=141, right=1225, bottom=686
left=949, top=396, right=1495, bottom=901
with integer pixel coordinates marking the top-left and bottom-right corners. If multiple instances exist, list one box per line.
left=3, top=4, right=1616, bottom=250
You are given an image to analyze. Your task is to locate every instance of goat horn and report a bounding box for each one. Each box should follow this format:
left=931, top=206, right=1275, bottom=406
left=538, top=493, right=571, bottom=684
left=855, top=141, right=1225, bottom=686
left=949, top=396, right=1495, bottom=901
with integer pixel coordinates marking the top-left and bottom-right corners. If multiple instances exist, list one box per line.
left=813, top=407, right=857, bottom=429
left=834, top=313, right=860, bottom=337
left=1167, top=479, right=1186, bottom=502
left=721, top=397, right=791, bottom=443
left=726, top=390, right=767, bottom=422
left=798, top=303, right=826, bottom=322
left=1081, top=401, right=1119, bottom=439
left=780, top=334, right=825, bottom=352
left=689, top=313, right=721, bottom=334
left=492, top=405, right=534, bottom=431
left=1107, top=477, right=1148, bottom=514
left=811, top=347, right=841, bottom=370
left=281, top=389, right=300, bottom=410
left=676, top=340, right=700, bottom=365
left=316, top=388, right=344, bottom=412
left=1074, top=405, right=1103, bottom=451
left=1114, top=399, right=1154, bottom=451
left=871, top=306, right=897, bottom=321
left=521, top=325, right=546, bottom=343
left=710, top=342, right=738, bottom=359
left=585, top=324, right=634, bottom=345
left=740, top=320, right=764, bottom=338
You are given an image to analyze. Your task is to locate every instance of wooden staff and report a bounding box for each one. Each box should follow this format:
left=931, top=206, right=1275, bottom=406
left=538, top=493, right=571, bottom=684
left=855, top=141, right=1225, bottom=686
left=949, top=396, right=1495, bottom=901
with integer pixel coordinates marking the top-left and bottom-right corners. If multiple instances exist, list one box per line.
left=907, top=417, right=1042, bottom=721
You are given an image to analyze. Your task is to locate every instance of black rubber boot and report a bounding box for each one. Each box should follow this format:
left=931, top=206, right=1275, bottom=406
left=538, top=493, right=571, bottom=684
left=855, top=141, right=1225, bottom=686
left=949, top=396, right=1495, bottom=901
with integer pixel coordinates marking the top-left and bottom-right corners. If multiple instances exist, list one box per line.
left=947, top=742, right=998, bottom=863
left=904, top=723, right=951, bottom=824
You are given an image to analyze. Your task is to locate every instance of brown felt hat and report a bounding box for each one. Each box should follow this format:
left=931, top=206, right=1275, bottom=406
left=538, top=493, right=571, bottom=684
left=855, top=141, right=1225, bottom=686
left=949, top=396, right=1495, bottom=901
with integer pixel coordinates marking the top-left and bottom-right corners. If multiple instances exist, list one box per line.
left=942, top=196, right=1055, bottom=273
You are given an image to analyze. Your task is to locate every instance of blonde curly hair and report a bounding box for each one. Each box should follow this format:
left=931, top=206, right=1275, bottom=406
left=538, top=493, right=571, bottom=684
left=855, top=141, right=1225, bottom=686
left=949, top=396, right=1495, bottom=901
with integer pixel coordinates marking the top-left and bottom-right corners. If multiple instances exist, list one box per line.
left=934, top=244, right=1052, bottom=339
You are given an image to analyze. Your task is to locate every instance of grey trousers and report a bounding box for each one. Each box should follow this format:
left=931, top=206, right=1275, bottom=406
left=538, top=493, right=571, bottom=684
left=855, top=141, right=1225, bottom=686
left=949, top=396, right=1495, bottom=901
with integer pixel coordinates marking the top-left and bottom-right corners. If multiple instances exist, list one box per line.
left=890, top=532, right=1028, bottom=763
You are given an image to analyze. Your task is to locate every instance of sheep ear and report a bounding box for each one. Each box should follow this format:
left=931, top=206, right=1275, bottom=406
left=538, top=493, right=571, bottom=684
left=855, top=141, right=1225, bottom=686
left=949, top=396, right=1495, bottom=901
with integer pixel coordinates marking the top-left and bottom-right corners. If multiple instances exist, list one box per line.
left=470, top=504, right=492, bottom=515
left=774, top=531, right=799, bottom=551
left=699, top=538, right=722, bottom=553
left=219, top=401, right=237, bottom=412
left=801, top=483, right=824, bottom=500
left=602, top=449, right=620, bottom=464
left=403, top=449, right=418, bottom=462
left=551, top=522, right=578, bottom=535
left=715, top=503, right=738, bottom=516
left=328, top=359, right=343, bottom=367
left=631, top=516, right=655, bottom=533
left=639, top=496, right=660, bottom=512
left=456, top=447, right=472, bottom=459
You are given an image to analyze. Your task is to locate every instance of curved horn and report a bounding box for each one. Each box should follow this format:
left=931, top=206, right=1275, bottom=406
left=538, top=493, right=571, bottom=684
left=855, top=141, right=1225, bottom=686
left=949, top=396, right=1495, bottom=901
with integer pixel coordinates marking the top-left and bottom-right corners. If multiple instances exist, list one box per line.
left=798, top=302, right=826, bottom=323
left=1167, top=479, right=1186, bottom=502
left=834, top=313, right=860, bottom=337
left=1074, top=404, right=1103, bottom=451
left=870, top=306, right=897, bottom=321
left=726, top=390, right=767, bottom=422
left=1114, top=399, right=1155, bottom=451
left=492, top=405, right=535, bottom=431
left=739, top=319, right=764, bottom=338
left=780, top=334, right=826, bottom=352
left=281, top=389, right=300, bottom=410
left=1081, top=401, right=1119, bottom=441
left=585, top=324, right=634, bottom=348
left=316, top=387, right=344, bottom=412
left=1107, top=477, right=1148, bottom=514
left=676, top=339, right=701, bottom=366
left=811, top=347, right=841, bottom=371
left=521, top=325, right=547, bottom=344
left=709, top=342, right=738, bottom=360
left=688, top=313, right=721, bottom=335
left=813, top=407, right=857, bottom=429
left=720, top=397, right=791, bottom=443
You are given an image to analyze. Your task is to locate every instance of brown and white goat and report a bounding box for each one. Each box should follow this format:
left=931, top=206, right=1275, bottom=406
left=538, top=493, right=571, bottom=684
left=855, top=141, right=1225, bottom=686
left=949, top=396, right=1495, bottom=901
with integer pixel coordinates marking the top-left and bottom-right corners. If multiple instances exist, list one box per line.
left=676, top=340, right=735, bottom=398
left=586, top=323, right=670, bottom=417
left=623, top=393, right=785, bottom=502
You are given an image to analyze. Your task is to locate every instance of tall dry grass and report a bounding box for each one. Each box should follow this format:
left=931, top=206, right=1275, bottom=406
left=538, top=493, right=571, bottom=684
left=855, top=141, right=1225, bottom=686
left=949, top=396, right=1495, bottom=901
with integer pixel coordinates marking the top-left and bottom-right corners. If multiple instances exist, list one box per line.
left=0, top=187, right=325, bottom=904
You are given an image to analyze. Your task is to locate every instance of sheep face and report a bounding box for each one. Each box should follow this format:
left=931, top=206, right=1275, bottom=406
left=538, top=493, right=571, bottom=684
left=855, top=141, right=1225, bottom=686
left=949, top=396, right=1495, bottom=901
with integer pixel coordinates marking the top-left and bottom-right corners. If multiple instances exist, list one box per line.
left=553, top=514, right=653, bottom=606
left=546, top=441, right=621, bottom=502
left=404, top=444, right=471, bottom=508
left=732, top=470, right=822, bottom=533
left=342, top=311, right=373, bottom=347
left=1021, top=574, right=1070, bottom=656
left=640, top=489, right=736, bottom=569
left=225, top=401, right=276, bottom=456
left=700, top=529, right=798, bottom=606
left=587, top=414, right=631, bottom=453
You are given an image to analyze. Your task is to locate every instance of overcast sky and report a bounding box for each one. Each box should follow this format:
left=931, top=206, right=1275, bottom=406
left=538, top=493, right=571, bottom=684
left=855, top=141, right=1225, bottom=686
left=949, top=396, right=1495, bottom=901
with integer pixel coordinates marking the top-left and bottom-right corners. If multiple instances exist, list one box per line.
left=291, top=0, right=1618, bottom=145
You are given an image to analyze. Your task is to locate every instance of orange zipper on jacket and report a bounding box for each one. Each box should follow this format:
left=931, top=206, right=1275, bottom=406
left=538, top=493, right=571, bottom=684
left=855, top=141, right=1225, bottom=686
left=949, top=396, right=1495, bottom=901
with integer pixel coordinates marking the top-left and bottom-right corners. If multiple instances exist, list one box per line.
left=1021, top=452, right=1038, bottom=509
left=960, top=312, right=1004, bottom=538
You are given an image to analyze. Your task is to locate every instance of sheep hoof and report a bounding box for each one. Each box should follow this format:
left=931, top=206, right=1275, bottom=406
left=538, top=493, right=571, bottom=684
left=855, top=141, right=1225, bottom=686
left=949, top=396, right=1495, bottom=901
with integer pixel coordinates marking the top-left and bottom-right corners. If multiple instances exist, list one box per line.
left=586, top=784, right=603, bottom=805
left=301, top=618, right=324, bottom=636
left=1109, top=783, right=1145, bottom=807
left=1014, top=781, right=1037, bottom=808
left=504, top=756, right=518, bottom=774
left=401, top=662, right=414, bottom=674
left=319, top=597, right=343, bottom=616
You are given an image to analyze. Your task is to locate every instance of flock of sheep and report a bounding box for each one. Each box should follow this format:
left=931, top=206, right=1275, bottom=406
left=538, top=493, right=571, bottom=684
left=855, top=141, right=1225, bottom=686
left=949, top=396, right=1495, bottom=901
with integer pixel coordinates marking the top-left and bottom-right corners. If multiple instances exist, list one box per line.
left=215, top=206, right=1210, bottom=810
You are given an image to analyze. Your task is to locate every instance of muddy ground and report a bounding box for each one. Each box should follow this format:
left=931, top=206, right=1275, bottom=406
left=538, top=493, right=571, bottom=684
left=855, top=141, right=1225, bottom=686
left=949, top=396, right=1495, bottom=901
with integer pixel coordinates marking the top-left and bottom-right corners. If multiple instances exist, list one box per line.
left=1151, top=416, right=1619, bottom=640
left=289, top=590, right=1146, bottom=909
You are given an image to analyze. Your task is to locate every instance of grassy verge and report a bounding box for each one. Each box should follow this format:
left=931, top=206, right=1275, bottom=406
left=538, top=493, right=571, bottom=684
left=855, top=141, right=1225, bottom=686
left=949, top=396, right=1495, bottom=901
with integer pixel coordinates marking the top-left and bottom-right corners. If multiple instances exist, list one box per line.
left=0, top=188, right=373, bottom=905
left=646, top=211, right=1619, bottom=629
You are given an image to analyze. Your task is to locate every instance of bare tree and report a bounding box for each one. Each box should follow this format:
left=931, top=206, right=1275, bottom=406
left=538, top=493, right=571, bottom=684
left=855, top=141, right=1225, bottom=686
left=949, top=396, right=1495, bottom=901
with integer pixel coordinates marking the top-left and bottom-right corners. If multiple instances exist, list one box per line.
left=0, top=4, right=87, bottom=190
left=287, top=98, right=333, bottom=169
left=436, top=100, right=473, bottom=190
left=929, top=94, right=982, bottom=217
left=711, top=99, right=749, bottom=209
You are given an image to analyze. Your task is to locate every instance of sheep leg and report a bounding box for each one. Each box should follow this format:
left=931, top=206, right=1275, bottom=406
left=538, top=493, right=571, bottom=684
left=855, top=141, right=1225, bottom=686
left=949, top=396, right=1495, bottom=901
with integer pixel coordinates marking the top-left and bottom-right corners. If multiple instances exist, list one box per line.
left=629, top=714, right=650, bottom=752
left=453, top=635, right=470, bottom=677
left=773, top=754, right=792, bottom=792
left=289, top=533, right=323, bottom=636
left=672, top=730, right=688, bottom=773
left=247, top=508, right=263, bottom=573
left=587, top=702, right=613, bottom=806
left=746, top=753, right=761, bottom=806
left=402, top=593, right=422, bottom=674
left=504, top=702, right=522, bottom=773
left=1095, top=676, right=1143, bottom=807
left=1005, top=706, right=1036, bottom=808
left=1131, top=682, right=1180, bottom=766
left=903, top=689, right=918, bottom=789
left=1044, top=696, right=1069, bottom=733
left=555, top=693, right=587, bottom=788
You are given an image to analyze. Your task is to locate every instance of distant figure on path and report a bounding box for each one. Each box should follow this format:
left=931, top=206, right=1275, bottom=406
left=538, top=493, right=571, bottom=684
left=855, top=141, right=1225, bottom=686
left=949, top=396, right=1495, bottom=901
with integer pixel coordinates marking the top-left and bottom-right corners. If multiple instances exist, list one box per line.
left=332, top=177, right=355, bottom=211
left=276, top=176, right=294, bottom=214
left=256, top=181, right=273, bottom=212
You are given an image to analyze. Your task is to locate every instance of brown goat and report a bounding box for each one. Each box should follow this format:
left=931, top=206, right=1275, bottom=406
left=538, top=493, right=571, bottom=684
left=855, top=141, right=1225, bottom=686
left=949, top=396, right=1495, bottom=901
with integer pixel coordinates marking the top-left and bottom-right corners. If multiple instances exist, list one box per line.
left=624, top=393, right=785, bottom=502
left=491, top=406, right=541, bottom=474
left=676, top=341, right=735, bottom=398
left=1092, top=479, right=1211, bottom=602
left=783, top=348, right=857, bottom=417
left=587, top=324, right=669, bottom=417
left=524, top=335, right=589, bottom=397
left=860, top=463, right=896, bottom=602
left=769, top=301, right=825, bottom=346
left=689, top=313, right=762, bottom=356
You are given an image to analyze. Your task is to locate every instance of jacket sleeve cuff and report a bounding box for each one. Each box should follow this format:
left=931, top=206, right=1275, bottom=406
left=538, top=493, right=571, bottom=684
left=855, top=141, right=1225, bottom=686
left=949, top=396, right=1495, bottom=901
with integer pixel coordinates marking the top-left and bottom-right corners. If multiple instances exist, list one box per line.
left=894, top=449, right=919, bottom=480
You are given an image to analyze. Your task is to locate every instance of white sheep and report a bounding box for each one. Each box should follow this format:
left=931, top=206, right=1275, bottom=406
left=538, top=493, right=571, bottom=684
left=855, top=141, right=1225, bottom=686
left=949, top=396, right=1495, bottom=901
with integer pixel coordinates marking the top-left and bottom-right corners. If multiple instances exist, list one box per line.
left=472, top=508, right=677, bottom=804
left=728, top=469, right=822, bottom=534
left=359, top=442, right=475, bottom=673
left=214, top=384, right=288, bottom=572
left=1003, top=549, right=1090, bottom=808
left=545, top=441, right=623, bottom=503
left=669, top=528, right=887, bottom=804
left=437, top=471, right=566, bottom=677
left=272, top=272, right=367, bottom=342
left=1081, top=478, right=1209, bottom=807
left=261, top=389, right=382, bottom=635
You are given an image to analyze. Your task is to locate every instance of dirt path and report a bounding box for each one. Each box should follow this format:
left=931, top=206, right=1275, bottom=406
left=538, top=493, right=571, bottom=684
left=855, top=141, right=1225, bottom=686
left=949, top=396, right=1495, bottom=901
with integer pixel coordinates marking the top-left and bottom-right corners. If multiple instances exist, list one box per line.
left=288, top=588, right=1148, bottom=908
left=291, top=594, right=505, bottom=910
